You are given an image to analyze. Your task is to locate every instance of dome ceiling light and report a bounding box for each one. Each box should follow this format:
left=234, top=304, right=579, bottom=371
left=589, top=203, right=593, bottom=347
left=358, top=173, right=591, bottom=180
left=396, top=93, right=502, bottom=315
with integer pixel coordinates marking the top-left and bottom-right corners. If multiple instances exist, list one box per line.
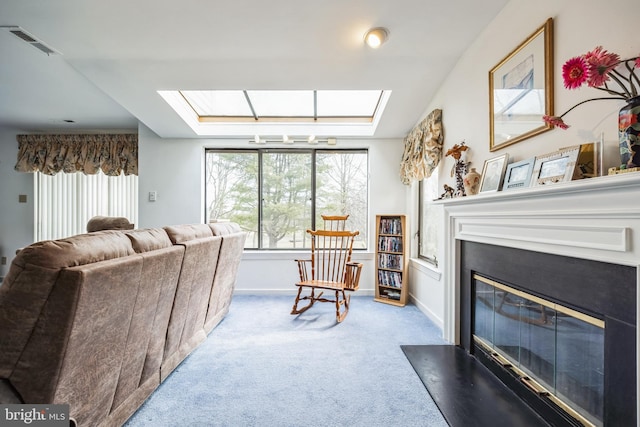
left=364, top=27, right=389, bottom=48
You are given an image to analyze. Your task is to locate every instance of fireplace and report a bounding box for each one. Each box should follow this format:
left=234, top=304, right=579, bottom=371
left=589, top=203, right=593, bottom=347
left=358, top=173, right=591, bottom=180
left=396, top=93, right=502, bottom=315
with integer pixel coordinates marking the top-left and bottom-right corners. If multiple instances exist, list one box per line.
left=474, top=275, right=605, bottom=425
left=462, top=243, right=635, bottom=426
left=437, top=173, right=640, bottom=427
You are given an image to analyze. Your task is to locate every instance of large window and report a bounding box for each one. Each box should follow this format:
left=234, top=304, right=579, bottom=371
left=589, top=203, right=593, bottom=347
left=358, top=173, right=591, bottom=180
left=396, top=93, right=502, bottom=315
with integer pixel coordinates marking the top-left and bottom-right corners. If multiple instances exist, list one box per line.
left=35, top=171, right=138, bottom=241
left=418, top=168, right=440, bottom=266
left=205, top=149, right=368, bottom=249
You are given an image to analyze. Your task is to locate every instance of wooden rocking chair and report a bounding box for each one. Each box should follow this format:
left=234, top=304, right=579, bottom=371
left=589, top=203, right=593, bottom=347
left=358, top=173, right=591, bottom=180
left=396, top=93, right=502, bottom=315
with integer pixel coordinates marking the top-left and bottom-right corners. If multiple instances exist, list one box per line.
left=291, top=227, right=362, bottom=322
left=320, top=214, right=348, bottom=231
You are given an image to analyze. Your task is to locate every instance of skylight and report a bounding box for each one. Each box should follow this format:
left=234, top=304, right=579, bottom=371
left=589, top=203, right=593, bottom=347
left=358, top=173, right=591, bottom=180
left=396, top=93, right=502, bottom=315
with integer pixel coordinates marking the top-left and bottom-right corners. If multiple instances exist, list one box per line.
left=159, top=89, right=391, bottom=137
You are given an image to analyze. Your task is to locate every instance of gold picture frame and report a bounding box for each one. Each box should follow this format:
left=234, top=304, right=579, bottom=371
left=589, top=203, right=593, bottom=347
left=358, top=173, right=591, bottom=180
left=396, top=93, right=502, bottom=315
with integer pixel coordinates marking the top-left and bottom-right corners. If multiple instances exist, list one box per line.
left=489, top=18, right=554, bottom=152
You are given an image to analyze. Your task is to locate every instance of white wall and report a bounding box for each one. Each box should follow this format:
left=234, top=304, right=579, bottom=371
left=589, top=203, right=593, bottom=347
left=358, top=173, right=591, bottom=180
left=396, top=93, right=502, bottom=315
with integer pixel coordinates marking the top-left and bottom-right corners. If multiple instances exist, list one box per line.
left=138, top=123, right=408, bottom=294
left=0, top=122, right=407, bottom=291
left=0, top=127, right=34, bottom=280
left=408, top=0, right=639, bottom=329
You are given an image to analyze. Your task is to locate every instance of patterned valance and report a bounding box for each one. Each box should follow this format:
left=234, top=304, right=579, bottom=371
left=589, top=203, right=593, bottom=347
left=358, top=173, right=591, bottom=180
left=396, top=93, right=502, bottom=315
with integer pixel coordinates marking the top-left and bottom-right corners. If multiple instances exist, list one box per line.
left=400, top=109, right=443, bottom=185
left=15, top=133, right=138, bottom=176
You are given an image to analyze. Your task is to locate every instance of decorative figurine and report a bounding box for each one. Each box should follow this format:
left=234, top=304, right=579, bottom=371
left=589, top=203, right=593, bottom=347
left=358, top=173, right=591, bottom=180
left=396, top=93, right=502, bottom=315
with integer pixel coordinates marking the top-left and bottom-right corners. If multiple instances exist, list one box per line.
left=439, top=184, right=455, bottom=199
left=445, top=141, right=470, bottom=196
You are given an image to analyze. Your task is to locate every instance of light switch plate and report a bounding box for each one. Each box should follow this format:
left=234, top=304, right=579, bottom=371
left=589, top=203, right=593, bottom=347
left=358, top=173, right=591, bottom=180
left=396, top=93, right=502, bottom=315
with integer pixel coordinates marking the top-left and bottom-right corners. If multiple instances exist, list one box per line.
left=149, top=191, right=157, bottom=202
left=18, top=194, right=27, bottom=203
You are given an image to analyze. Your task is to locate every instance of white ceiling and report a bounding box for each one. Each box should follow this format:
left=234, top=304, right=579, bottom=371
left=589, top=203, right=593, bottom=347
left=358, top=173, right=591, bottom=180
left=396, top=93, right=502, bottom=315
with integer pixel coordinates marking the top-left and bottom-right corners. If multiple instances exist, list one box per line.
left=0, top=0, right=508, bottom=140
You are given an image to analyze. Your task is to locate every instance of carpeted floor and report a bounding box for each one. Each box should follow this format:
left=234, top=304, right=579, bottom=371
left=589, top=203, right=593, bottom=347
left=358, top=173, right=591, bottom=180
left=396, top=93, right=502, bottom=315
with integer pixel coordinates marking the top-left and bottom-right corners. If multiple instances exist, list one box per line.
left=125, top=295, right=449, bottom=427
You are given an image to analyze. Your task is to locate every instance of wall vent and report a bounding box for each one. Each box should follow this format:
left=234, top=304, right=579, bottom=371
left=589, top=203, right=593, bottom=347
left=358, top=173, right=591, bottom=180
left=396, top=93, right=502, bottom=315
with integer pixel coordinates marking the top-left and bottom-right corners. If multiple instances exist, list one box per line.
left=1, top=26, right=60, bottom=56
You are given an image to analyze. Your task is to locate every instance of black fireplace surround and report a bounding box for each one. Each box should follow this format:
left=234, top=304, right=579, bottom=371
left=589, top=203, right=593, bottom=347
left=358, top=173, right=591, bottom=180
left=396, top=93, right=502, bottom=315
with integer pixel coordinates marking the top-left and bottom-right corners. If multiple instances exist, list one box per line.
left=460, top=241, right=637, bottom=427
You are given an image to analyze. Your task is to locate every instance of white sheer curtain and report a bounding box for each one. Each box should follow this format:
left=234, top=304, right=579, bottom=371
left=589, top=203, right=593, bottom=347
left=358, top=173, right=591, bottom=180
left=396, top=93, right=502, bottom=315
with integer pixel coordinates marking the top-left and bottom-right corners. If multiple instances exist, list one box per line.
left=35, top=170, right=138, bottom=241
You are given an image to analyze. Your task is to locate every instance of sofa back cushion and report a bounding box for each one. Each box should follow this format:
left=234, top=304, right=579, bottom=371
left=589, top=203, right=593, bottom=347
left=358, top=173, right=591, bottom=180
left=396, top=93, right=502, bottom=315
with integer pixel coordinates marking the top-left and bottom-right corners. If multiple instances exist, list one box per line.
left=126, top=228, right=173, bottom=253
left=209, top=221, right=242, bottom=236
left=160, top=224, right=221, bottom=380
left=10, top=255, right=144, bottom=427
left=110, top=245, right=184, bottom=414
left=205, top=223, right=246, bottom=332
left=0, top=232, right=134, bottom=379
left=164, top=223, right=213, bottom=243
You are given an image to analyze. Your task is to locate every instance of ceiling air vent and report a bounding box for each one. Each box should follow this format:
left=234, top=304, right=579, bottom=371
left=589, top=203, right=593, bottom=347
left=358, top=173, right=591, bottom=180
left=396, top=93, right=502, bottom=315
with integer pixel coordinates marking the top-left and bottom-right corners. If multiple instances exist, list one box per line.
left=1, top=26, right=60, bottom=56
left=9, top=28, right=37, bottom=43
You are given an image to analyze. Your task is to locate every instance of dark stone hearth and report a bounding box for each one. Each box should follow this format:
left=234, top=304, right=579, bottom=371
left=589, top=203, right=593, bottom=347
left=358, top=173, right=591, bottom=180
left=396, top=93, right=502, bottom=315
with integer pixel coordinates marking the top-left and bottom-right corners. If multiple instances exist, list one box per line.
left=402, top=345, right=549, bottom=427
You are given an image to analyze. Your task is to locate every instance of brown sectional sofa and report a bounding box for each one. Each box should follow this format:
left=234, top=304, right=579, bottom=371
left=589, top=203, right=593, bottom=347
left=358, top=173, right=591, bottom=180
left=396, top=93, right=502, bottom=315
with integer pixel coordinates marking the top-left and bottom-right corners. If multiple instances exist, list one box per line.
left=0, top=222, right=246, bottom=426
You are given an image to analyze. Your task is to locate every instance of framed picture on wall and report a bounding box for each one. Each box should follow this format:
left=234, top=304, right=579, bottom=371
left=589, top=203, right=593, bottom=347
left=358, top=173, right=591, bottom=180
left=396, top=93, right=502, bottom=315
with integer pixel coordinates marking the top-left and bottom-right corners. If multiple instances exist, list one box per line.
left=503, top=157, right=535, bottom=191
left=479, top=153, right=510, bottom=193
left=489, top=18, right=554, bottom=152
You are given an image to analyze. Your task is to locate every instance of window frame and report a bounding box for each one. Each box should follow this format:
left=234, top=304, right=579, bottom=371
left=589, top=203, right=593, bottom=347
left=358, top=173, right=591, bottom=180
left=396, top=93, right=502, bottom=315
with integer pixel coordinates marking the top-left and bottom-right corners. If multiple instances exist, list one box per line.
left=418, top=176, right=439, bottom=268
left=204, top=147, right=369, bottom=251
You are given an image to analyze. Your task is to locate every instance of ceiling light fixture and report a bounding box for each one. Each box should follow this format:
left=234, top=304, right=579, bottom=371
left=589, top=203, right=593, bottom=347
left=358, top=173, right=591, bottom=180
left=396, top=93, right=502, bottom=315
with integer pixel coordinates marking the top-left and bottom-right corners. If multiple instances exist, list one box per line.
left=364, top=27, right=389, bottom=48
left=248, top=136, right=337, bottom=145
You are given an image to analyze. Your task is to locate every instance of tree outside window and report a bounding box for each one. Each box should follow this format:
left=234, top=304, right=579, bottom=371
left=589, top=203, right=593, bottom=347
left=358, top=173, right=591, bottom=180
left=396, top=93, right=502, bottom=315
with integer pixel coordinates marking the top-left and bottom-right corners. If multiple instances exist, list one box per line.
left=205, top=149, right=368, bottom=249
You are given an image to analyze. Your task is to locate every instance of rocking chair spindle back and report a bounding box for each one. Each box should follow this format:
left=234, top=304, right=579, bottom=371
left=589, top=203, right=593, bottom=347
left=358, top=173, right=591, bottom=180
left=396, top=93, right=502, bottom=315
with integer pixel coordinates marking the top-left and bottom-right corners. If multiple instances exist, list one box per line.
left=291, top=227, right=362, bottom=322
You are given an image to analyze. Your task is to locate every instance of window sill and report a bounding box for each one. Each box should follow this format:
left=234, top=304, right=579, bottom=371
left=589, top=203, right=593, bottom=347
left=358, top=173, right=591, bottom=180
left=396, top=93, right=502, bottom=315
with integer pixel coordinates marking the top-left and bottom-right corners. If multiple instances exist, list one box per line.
left=410, top=258, right=442, bottom=281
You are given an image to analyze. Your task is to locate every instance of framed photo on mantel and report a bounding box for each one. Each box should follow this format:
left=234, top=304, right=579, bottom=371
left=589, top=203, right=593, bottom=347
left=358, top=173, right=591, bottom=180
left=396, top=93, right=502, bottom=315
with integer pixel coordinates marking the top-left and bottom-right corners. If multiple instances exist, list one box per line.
left=479, top=153, right=510, bottom=193
left=503, top=157, right=535, bottom=191
left=530, top=145, right=581, bottom=186
left=530, top=143, right=598, bottom=186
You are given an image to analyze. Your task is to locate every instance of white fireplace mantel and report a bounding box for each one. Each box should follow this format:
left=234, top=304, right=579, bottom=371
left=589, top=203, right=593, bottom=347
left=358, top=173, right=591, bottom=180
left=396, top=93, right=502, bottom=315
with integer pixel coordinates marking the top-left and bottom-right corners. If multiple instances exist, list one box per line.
left=442, top=173, right=640, bottom=260
left=436, top=172, right=640, bottom=425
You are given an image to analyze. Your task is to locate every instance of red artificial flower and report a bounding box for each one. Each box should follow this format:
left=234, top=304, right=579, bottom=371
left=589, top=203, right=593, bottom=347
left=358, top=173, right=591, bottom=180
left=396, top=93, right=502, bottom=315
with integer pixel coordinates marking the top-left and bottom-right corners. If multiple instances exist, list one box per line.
left=562, top=56, right=589, bottom=89
left=584, top=46, right=621, bottom=87
left=619, top=112, right=638, bottom=130
left=543, top=115, right=570, bottom=129
left=543, top=48, right=639, bottom=132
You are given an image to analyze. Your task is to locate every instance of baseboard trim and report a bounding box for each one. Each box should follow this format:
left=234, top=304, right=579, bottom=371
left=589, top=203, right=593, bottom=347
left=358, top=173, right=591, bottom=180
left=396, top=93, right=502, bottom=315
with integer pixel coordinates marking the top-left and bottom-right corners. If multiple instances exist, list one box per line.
left=409, top=293, right=444, bottom=331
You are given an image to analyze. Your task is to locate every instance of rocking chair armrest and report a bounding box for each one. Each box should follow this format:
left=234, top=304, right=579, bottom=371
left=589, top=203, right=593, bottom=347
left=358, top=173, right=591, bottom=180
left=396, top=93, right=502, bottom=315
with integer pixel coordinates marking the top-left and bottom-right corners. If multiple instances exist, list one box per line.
left=295, top=259, right=312, bottom=282
left=344, top=261, right=363, bottom=291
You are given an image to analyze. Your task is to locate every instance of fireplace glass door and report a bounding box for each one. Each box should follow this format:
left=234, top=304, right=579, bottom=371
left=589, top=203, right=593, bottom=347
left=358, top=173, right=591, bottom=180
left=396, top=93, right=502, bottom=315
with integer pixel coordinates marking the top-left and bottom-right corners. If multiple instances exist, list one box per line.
left=473, top=274, right=604, bottom=427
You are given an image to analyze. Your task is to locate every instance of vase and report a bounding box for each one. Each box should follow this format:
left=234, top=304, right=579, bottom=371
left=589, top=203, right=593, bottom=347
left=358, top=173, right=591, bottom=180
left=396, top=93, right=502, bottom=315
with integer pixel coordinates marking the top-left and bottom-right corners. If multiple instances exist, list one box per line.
left=463, top=167, right=481, bottom=196
left=618, top=95, right=640, bottom=169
